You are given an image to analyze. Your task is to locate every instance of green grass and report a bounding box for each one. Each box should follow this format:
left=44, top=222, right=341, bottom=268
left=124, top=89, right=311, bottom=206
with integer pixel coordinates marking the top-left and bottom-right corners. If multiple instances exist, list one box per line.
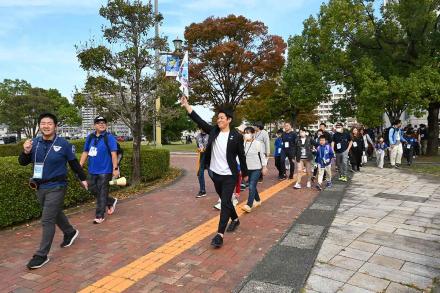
left=416, top=154, right=440, bottom=163
left=408, top=164, right=440, bottom=176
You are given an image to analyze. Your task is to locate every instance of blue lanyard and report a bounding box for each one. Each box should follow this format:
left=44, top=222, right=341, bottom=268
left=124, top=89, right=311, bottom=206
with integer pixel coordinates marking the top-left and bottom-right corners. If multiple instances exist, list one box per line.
left=34, top=136, right=58, bottom=164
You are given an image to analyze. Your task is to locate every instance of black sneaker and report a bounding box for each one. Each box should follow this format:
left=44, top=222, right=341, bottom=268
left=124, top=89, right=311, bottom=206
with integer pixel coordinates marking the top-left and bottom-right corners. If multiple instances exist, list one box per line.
left=278, top=176, right=286, bottom=181
left=288, top=175, right=294, bottom=180
left=210, top=234, right=223, bottom=248
left=60, top=229, right=79, bottom=248
left=196, top=191, right=207, bottom=198
left=226, top=219, right=240, bottom=233
left=27, top=255, right=49, bottom=269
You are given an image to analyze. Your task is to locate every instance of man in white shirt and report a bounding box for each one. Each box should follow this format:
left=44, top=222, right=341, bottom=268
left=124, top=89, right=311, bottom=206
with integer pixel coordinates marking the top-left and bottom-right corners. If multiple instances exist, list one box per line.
left=180, top=96, right=248, bottom=248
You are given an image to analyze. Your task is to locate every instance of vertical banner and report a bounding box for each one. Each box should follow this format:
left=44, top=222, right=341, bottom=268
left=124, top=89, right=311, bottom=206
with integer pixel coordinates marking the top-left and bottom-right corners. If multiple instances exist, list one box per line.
left=165, top=55, right=180, bottom=77
left=176, top=51, right=189, bottom=97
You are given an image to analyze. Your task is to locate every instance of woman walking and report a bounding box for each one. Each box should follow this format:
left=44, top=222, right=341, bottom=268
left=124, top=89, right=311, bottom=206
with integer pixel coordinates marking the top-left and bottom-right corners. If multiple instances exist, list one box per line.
left=241, top=127, right=268, bottom=213
left=350, top=127, right=364, bottom=172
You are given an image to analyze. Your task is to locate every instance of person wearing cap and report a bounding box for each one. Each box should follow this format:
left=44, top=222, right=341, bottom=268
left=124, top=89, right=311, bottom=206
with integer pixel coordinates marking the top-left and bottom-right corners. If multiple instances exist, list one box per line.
left=80, top=116, right=119, bottom=224
left=180, top=96, right=248, bottom=249
left=18, top=113, right=88, bottom=269
left=254, top=122, right=271, bottom=183
left=332, top=122, right=352, bottom=182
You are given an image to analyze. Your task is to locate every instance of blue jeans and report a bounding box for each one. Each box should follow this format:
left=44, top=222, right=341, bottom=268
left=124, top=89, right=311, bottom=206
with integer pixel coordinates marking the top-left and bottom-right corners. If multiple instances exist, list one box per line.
left=247, top=169, right=262, bottom=207
left=198, top=152, right=212, bottom=192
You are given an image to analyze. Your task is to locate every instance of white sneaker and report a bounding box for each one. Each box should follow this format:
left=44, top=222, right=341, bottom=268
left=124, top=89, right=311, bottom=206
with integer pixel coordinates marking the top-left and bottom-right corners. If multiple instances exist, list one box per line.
left=214, top=199, right=221, bottom=210
left=294, top=183, right=302, bottom=189
left=232, top=194, right=239, bottom=207
left=306, top=181, right=311, bottom=188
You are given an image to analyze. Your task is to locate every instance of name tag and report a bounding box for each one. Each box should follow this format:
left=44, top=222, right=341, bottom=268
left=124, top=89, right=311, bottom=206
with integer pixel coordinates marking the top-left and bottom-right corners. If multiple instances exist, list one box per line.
left=284, top=142, right=289, bottom=148
left=353, top=142, right=358, bottom=147
left=89, top=146, right=98, bottom=157
left=301, top=148, right=306, bottom=156
left=407, top=144, right=411, bottom=149
left=278, top=148, right=282, bottom=153
left=336, top=143, right=341, bottom=150
left=33, top=163, right=44, bottom=179
left=421, top=134, right=425, bottom=138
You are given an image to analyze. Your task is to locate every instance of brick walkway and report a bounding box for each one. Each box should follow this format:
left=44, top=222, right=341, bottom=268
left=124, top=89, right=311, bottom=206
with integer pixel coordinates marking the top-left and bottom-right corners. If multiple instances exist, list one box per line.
left=304, top=167, right=440, bottom=293
left=0, top=155, right=318, bottom=292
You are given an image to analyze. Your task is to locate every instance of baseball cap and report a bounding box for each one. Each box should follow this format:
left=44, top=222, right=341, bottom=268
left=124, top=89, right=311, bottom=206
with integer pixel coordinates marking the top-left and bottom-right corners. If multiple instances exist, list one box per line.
left=94, top=116, right=107, bottom=124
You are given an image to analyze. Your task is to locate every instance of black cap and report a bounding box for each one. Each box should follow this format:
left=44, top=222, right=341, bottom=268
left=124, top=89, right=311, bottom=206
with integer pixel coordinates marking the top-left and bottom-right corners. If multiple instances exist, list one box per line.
left=336, top=122, right=343, bottom=127
left=94, top=116, right=107, bottom=124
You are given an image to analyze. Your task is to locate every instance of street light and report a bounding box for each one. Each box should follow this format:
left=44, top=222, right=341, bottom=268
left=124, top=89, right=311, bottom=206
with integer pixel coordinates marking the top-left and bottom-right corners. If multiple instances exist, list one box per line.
left=172, top=37, right=183, bottom=53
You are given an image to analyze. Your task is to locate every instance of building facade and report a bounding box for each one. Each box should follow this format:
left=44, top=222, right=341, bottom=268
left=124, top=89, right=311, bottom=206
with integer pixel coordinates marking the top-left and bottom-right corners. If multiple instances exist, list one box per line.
left=308, top=93, right=358, bottom=132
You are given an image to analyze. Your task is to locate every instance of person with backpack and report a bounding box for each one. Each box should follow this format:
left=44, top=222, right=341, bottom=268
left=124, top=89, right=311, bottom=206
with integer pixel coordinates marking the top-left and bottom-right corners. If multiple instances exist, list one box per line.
left=315, top=135, right=335, bottom=190
left=80, top=116, right=121, bottom=224
left=332, top=122, right=352, bottom=182
left=404, top=129, right=417, bottom=166
left=388, top=120, right=407, bottom=169
left=418, top=124, right=429, bottom=155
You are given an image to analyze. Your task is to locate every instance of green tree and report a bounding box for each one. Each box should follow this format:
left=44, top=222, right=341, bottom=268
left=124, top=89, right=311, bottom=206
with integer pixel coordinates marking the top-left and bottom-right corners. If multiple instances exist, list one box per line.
left=143, top=78, right=195, bottom=143
left=0, top=79, right=80, bottom=139
left=76, top=0, right=167, bottom=184
left=308, top=0, right=439, bottom=154
left=280, top=30, right=330, bottom=127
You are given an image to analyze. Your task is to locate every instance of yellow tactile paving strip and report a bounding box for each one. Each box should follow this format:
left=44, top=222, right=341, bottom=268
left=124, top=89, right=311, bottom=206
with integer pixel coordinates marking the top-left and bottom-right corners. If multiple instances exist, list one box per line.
left=79, top=177, right=296, bottom=293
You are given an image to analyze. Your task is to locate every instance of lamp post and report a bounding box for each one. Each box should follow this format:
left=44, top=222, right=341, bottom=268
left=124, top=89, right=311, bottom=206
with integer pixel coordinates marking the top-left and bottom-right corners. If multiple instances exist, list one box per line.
left=154, top=0, right=183, bottom=147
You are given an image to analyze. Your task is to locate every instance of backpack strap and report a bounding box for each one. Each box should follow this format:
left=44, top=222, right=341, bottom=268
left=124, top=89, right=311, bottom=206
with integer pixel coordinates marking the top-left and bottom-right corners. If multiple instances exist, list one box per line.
left=85, top=133, right=96, bottom=152
left=103, top=133, right=112, bottom=158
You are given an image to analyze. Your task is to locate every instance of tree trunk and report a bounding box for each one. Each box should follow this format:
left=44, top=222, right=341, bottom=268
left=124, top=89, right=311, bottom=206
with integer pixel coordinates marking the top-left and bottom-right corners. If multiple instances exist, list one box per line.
left=427, top=102, right=439, bottom=156
left=16, top=130, right=22, bottom=141
left=131, top=94, right=143, bottom=185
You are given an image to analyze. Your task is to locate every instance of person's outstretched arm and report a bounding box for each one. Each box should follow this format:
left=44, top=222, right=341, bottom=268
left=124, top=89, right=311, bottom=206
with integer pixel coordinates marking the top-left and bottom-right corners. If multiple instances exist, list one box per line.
left=180, top=96, right=213, bottom=134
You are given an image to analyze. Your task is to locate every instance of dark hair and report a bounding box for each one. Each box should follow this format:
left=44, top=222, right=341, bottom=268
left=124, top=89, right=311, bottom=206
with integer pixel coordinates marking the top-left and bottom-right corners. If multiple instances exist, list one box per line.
left=255, top=122, right=264, bottom=130
left=276, top=128, right=283, bottom=134
left=300, top=127, right=307, bottom=132
left=217, top=107, right=234, bottom=120
left=336, top=122, right=343, bottom=127
left=407, top=129, right=414, bottom=135
left=38, top=112, right=58, bottom=125
left=319, top=135, right=327, bottom=140
left=320, top=122, right=327, bottom=127
left=393, top=120, right=401, bottom=126
left=244, top=126, right=255, bottom=134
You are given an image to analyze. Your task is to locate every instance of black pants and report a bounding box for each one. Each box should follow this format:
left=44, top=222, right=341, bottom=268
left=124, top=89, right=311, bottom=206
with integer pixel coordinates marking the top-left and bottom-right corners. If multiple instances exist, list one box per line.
left=36, top=186, right=75, bottom=257
left=212, top=172, right=238, bottom=234
left=281, top=151, right=295, bottom=178
left=88, top=174, right=116, bottom=218
left=274, top=156, right=282, bottom=177
left=404, top=147, right=414, bottom=165
left=350, top=150, right=362, bottom=171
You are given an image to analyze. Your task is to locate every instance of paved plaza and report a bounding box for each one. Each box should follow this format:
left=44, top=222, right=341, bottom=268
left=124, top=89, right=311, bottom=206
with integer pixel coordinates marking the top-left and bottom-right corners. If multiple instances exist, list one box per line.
left=1, top=155, right=439, bottom=292
left=305, top=167, right=440, bottom=292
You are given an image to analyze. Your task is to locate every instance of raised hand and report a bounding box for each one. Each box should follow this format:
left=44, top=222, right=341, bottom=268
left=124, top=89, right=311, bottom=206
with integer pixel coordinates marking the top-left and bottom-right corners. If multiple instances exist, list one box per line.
left=23, top=139, right=33, bottom=154
left=179, top=96, right=192, bottom=113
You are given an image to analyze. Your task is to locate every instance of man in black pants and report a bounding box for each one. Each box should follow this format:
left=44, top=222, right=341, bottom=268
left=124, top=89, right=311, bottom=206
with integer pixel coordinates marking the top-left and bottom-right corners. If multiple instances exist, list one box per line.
left=180, top=96, right=248, bottom=248
left=280, top=122, right=297, bottom=180
left=18, top=113, right=88, bottom=269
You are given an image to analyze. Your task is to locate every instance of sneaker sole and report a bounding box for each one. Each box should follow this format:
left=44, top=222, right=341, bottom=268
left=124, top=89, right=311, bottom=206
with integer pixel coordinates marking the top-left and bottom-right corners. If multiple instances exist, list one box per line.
left=108, top=198, right=118, bottom=215
left=27, top=258, right=50, bottom=269
left=211, top=242, right=222, bottom=248
left=93, top=219, right=105, bottom=224
left=62, top=230, right=79, bottom=248
left=196, top=194, right=207, bottom=198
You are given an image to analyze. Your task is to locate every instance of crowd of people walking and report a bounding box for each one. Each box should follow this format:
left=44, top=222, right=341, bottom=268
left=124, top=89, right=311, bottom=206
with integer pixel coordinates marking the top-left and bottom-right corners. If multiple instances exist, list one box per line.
left=17, top=103, right=430, bottom=270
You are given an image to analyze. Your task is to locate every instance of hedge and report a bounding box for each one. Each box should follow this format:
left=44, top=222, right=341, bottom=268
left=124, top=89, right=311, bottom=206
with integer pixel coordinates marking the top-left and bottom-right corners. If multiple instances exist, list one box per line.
left=0, top=147, right=169, bottom=228
left=0, top=139, right=86, bottom=158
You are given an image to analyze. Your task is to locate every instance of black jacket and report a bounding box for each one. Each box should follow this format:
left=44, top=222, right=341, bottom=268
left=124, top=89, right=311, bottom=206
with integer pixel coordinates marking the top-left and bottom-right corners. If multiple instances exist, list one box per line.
left=188, top=111, right=248, bottom=177
left=294, top=136, right=314, bottom=162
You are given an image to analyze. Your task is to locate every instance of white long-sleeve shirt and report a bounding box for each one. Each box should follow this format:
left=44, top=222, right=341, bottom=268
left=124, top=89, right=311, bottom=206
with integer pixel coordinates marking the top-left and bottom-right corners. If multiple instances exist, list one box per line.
left=255, top=129, right=271, bottom=156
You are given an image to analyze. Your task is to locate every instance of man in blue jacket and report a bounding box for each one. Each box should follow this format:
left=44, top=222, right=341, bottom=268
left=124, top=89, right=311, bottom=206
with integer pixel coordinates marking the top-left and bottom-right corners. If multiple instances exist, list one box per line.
left=388, top=120, right=407, bottom=168
left=80, top=116, right=120, bottom=224
left=18, top=113, right=88, bottom=269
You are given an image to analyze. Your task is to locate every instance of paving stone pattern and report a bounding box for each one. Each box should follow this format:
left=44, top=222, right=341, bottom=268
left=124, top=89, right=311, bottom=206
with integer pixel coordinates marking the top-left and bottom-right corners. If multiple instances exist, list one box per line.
left=305, top=167, right=440, bottom=293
